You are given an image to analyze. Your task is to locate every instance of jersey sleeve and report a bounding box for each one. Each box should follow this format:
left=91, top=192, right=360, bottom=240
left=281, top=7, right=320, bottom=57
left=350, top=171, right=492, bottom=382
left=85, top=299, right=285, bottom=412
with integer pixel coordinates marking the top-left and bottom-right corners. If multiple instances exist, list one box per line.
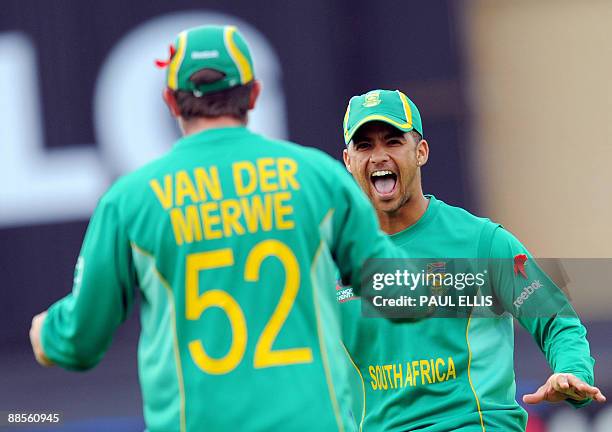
left=41, top=194, right=137, bottom=370
left=488, top=227, right=595, bottom=408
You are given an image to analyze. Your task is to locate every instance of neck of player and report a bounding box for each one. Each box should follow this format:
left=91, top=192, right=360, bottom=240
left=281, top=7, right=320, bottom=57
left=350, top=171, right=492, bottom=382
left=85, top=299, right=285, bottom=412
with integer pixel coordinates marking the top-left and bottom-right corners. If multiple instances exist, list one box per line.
left=377, top=189, right=429, bottom=235
left=180, top=116, right=246, bottom=136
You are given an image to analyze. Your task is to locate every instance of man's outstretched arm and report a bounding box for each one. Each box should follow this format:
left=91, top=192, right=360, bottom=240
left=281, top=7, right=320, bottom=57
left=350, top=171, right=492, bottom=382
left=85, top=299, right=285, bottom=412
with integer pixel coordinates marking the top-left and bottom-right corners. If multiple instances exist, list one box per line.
left=489, top=227, right=605, bottom=407
left=29, top=194, right=136, bottom=370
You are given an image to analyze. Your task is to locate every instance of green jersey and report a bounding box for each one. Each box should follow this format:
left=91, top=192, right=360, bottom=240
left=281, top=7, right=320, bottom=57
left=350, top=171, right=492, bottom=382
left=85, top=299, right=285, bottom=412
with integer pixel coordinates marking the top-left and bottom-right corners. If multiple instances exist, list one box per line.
left=41, top=126, right=400, bottom=432
left=340, top=196, right=595, bottom=431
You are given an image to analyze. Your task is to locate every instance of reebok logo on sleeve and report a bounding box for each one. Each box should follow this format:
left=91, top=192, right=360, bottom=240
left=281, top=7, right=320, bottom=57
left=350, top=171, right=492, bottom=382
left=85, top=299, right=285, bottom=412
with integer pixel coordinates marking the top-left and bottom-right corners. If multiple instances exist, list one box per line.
left=513, top=280, right=543, bottom=309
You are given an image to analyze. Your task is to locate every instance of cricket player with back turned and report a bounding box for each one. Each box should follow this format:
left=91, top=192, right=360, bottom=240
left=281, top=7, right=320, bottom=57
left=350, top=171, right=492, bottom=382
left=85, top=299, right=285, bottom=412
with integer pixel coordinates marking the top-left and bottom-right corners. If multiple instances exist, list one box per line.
left=28, top=27, right=415, bottom=432
left=339, top=89, right=606, bottom=431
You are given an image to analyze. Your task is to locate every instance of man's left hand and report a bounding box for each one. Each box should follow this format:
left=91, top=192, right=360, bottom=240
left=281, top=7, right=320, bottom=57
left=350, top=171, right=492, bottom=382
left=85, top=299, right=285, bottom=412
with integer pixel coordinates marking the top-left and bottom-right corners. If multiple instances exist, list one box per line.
left=29, top=311, right=54, bottom=367
left=523, top=373, right=606, bottom=404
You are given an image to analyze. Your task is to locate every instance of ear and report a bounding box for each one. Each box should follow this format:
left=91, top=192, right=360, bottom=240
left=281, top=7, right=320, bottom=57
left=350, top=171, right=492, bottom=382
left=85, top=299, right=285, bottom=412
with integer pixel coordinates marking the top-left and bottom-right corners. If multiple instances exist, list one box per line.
left=248, top=80, right=262, bottom=110
left=416, top=139, right=429, bottom=167
left=343, top=148, right=352, bottom=173
left=162, top=88, right=181, bottom=118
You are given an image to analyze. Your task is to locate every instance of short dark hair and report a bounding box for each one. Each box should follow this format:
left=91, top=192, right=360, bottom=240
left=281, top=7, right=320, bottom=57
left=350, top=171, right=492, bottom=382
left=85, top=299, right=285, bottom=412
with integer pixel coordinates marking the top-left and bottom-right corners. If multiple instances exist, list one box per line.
left=409, top=130, right=423, bottom=144
left=173, top=69, right=253, bottom=121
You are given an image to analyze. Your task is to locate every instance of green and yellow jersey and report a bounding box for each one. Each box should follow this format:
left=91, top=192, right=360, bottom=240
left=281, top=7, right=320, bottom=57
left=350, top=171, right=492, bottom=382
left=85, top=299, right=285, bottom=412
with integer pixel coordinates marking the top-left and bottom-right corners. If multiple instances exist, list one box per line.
left=41, top=126, right=401, bottom=432
left=340, top=195, right=594, bottom=431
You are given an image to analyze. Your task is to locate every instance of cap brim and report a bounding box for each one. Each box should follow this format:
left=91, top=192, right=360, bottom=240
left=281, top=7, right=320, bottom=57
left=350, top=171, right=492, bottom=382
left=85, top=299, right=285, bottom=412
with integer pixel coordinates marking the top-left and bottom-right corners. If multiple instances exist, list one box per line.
left=344, top=114, right=414, bottom=145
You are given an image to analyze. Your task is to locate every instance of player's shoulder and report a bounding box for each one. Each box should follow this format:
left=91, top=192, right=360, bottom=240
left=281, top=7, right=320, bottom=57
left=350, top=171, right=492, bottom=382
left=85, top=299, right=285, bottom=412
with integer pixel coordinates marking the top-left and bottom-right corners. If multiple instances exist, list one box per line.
left=433, top=197, right=530, bottom=254
left=98, top=153, right=171, bottom=206
left=490, top=225, right=526, bottom=251
left=434, top=196, right=496, bottom=227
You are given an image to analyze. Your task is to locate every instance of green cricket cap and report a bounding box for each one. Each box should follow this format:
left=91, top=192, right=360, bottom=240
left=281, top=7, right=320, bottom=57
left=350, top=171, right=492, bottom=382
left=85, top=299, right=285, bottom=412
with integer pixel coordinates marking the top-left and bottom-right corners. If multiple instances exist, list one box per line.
left=343, top=89, right=423, bottom=145
left=156, top=25, right=254, bottom=95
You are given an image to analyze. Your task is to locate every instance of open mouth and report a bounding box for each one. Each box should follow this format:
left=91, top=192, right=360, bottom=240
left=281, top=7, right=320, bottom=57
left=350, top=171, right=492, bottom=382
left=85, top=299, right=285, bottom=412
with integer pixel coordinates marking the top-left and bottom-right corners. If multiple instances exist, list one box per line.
left=370, top=169, right=398, bottom=197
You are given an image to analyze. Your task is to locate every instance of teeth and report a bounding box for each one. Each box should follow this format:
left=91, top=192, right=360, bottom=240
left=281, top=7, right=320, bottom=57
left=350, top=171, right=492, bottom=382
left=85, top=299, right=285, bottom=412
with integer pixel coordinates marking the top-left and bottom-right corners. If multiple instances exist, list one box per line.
left=371, top=170, right=394, bottom=177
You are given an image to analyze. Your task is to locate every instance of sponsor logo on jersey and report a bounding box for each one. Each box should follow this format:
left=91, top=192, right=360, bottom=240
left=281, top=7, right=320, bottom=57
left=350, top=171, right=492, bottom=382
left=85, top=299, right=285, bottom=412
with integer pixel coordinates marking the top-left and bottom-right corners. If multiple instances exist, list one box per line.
left=336, top=279, right=357, bottom=303
left=513, top=279, right=543, bottom=309
left=513, top=253, right=528, bottom=279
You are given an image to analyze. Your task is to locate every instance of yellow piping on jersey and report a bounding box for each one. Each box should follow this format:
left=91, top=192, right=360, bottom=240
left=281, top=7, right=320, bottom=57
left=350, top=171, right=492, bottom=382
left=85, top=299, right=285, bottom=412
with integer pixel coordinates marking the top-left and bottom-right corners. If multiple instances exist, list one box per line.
left=311, top=209, right=345, bottom=432
left=466, top=313, right=486, bottom=432
left=131, top=242, right=187, bottom=432
left=341, top=342, right=366, bottom=432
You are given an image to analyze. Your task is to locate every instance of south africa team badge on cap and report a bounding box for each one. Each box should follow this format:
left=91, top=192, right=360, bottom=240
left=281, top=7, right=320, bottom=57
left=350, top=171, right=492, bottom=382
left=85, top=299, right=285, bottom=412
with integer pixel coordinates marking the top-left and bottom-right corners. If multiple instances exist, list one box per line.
left=362, top=91, right=382, bottom=107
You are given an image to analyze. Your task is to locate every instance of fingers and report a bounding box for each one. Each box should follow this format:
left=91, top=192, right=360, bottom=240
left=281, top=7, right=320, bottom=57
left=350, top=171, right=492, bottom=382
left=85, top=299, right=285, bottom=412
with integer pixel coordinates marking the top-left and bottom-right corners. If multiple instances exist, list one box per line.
left=522, top=394, right=541, bottom=404
left=552, top=373, right=570, bottom=392
left=524, top=374, right=606, bottom=405
left=552, top=374, right=584, bottom=400
left=592, top=389, right=607, bottom=403
left=558, top=373, right=607, bottom=402
left=523, top=385, right=547, bottom=405
left=29, top=311, right=54, bottom=367
left=566, top=374, right=591, bottom=393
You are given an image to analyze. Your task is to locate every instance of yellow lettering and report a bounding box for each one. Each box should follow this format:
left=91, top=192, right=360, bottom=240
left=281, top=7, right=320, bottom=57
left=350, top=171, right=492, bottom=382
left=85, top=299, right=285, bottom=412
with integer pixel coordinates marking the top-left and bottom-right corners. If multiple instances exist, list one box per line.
left=257, top=158, right=278, bottom=192
left=393, top=363, right=403, bottom=389
left=175, top=170, right=199, bottom=206
left=200, top=202, right=222, bottom=239
left=220, top=199, right=245, bottom=238
left=150, top=175, right=173, bottom=209
left=436, top=358, right=446, bottom=382
left=384, top=365, right=394, bottom=389
left=194, top=167, right=223, bottom=201
left=277, top=158, right=300, bottom=190
left=273, top=192, right=294, bottom=230
left=447, top=357, right=456, bottom=380
left=411, top=361, right=420, bottom=385
left=369, top=365, right=378, bottom=390
left=241, top=195, right=273, bottom=232
left=170, top=205, right=202, bottom=245
left=430, top=359, right=436, bottom=383
left=420, top=359, right=432, bottom=385
left=376, top=366, right=387, bottom=390
left=233, top=161, right=257, bottom=196
left=404, top=362, right=413, bottom=387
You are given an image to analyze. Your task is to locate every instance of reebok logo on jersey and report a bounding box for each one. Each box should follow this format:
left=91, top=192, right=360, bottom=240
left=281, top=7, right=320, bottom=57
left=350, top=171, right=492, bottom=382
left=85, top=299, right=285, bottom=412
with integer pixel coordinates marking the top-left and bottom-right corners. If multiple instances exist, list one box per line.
left=513, top=280, right=543, bottom=309
left=336, top=280, right=357, bottom=303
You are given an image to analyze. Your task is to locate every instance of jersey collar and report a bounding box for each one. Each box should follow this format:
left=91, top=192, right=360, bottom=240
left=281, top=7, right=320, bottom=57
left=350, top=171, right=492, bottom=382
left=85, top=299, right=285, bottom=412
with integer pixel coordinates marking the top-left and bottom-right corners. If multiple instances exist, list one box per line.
left=389, top=195, right=440, bottom=246
left=174, top=125, right=250, bottom=150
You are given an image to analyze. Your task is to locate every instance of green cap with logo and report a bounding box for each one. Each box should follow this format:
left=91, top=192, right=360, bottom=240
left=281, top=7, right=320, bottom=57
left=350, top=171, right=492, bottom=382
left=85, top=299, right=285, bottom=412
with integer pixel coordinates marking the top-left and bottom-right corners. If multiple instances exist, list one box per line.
left=157, top=25, right=254, bottom=95
left=343, top=89, right=423, bottom=145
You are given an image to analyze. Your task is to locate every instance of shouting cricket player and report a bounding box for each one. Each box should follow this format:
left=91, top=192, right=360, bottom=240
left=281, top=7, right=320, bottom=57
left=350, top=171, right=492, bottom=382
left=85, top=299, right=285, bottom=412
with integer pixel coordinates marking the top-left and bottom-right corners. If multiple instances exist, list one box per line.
left=339, top=89, right=605, bottom=431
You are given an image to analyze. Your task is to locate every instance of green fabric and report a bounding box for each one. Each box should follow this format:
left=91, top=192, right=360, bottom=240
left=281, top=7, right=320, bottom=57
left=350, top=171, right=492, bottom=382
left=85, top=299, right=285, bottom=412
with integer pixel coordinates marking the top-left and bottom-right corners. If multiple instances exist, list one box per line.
left=41, top=126, right=405, bottom=432
left=488, top=228, right=595, bottom=409
left=340, top=196, right=595, bottom=431
left=343, top=89, right=423, bottom=145
left=165, top=25, right=254, bottom=94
